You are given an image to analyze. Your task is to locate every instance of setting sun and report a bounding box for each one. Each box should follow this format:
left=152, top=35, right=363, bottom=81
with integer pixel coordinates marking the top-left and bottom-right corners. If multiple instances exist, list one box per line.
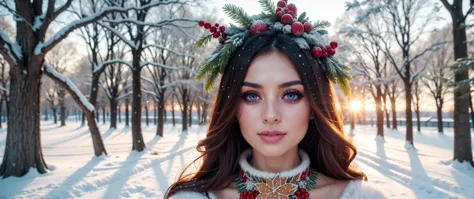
left=350, top=100, right=362, bottom=112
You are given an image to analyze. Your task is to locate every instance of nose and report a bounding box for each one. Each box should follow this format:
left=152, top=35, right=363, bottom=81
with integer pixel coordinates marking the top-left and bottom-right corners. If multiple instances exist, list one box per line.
left=263, top=99, right=281, bottom=124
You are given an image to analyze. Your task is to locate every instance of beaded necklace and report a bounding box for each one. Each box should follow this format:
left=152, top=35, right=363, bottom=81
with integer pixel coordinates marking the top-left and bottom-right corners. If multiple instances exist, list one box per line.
left=235, top=149, right=318, bottom=199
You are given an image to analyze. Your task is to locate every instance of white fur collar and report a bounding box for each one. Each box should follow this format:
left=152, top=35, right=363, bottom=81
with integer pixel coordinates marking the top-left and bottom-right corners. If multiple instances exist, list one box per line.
left=238, top=148, right=310, bottom=179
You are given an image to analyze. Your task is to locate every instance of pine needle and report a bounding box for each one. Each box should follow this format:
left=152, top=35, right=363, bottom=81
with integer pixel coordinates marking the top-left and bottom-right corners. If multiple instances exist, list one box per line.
left=223, top=4, right=252, bottom=27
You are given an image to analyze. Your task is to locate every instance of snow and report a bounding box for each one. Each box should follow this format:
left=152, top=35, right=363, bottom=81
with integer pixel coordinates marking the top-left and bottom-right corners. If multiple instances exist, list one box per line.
left=95, top=60, right=132, bottom=73
left=0, top=30, right=22, bottom=61
left=140, top=61, right=190, bottom=70
left=44, top=64, right=95, bottom=112
left=0, top=123, right=473, bottom=198
left=34, top=42, right=44, bottom=55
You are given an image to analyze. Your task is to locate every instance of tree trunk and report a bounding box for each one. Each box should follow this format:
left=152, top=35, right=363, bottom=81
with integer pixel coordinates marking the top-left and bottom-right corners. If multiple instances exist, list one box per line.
left=145, top=102, right=149, bottom=126
left=437, top=101, right=444, bottom=134
left=382, top=95, right=390, bottom=128
left=44, top=109, right=48, bottom=121
left=60, top=103, right=66, bottom=126
left=0, top=70, right=47, bottom=177
left=390, top=97, right=397, bottom=129
left=375, top=96, right=384, bottom=137
left=118, top=103, right=121, bottom=123
left=131, top=68, right=145, bottom=151
left=469, top=95, right=474, bottom=132
left=81, top=112, right=85, bottom=127
left=154, top=101, right=157, bottom=125
left=125, top=98, right=130, bottom=127
left=404, top=80, right=414, bottom=146
left=102, top=106, right=106, bottom=124
left=188, top=105, right=192, bottom=127
left=416, top=108, right=421, bottom=133
left=52, top=108, right=57, bottom=124
left=110, top=99, right=117, bottom=129
left=182, top=92, right=188, bottom=132
left=172, top=97, right=176, bottom=126
left=156, top=91, right=165, bottom=136
left=449, top=2, right=473, bottom=164
left=0, top=99, right=3, bottom=128
left=96, top=106, right=99, bottom=121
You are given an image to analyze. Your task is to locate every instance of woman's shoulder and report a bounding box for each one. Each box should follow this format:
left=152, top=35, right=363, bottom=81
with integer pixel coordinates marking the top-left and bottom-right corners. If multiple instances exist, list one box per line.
left=339, top=180, right=386, bottom=199
left=168, top=191, right=217, bottom=199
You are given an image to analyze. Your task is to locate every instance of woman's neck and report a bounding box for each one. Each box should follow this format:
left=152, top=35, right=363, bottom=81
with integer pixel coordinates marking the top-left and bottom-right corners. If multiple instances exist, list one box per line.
left=251, top=147, right=301, bottom=173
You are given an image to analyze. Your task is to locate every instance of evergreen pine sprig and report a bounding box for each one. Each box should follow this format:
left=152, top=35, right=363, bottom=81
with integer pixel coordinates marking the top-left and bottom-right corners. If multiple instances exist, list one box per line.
left=312, top=20, right=331, bottom=29
left=223, top=4, right=252, bottom=27
left=195, top=34, right=213, bottom=48
left=258, top=0, right=276, bottom=18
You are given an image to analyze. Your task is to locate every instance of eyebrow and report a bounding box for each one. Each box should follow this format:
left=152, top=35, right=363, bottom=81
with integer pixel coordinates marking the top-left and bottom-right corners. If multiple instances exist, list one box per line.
left=242, top=80, right=302, bottom=89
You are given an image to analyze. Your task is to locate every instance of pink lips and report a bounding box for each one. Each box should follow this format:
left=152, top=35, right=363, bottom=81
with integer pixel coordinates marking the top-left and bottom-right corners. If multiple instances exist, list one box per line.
left=258, top=130, right=286, bottom=144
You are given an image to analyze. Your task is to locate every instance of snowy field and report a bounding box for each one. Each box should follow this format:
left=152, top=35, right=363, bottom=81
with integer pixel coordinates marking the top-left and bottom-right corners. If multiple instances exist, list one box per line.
left=0, top=121, right=473, bottom=199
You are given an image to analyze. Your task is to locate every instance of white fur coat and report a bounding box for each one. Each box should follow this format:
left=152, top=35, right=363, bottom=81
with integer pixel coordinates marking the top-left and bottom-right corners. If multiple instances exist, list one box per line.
left=169, top=180, right=386, bottom=199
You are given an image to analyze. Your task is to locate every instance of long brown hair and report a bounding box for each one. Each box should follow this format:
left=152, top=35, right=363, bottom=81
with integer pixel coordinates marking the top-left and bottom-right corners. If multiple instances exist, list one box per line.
left=164, top=31, right=366, bottom=198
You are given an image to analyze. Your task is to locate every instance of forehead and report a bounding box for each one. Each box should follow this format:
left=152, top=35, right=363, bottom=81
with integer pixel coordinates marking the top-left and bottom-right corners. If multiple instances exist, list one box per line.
left=244, top=51, right=300, bottom=83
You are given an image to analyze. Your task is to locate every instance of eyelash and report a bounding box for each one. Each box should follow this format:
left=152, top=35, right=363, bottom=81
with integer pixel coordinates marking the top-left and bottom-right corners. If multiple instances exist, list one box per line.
left=241, top=89, right=304, bottom=104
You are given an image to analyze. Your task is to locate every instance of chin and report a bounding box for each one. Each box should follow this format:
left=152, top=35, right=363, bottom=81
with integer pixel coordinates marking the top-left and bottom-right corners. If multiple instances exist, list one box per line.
left=253, top=144, right=297, bottom=157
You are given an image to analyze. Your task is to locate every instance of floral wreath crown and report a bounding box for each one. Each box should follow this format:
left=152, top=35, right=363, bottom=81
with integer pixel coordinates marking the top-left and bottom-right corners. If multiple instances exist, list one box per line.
left=195, top=0, right=352, bottom=96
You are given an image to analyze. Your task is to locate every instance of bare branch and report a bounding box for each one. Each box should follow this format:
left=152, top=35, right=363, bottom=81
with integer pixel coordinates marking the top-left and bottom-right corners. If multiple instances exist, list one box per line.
left=143, top=44, right=197, bottom=58
left=141, top=61, right=191, bottom=70
left=0, top=30, right=21, bottom=66
left=44, top=63, right=95, bottom=112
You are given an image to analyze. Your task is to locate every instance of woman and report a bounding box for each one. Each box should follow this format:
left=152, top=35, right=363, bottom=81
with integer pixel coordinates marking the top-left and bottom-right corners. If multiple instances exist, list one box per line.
left=165, top=1, right=385, bottom=198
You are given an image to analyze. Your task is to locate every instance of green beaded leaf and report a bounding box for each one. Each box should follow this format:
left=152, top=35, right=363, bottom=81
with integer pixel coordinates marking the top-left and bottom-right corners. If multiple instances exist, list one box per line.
left=298, top=11, right=307, bottom=22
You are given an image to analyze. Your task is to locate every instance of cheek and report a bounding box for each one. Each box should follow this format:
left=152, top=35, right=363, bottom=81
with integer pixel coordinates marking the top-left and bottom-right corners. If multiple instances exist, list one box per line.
left=237, top=104, right=258, bottom=135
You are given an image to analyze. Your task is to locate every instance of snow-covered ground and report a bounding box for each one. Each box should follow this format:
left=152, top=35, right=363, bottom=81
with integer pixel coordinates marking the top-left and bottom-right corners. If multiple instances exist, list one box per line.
left=0, top=121, right=473, bottom=199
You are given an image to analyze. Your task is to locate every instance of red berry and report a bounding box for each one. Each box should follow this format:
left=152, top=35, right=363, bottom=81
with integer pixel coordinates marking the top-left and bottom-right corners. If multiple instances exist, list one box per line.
left=222, top=33, right=227, bottom=38
left=322, top=52, right=328, bottom=58
left=242, top=175, right=247, bottom=182
left=204, top=22, right=211, bottom=29
left=326, top=45, right=332, bottom=51
left=219, top=26, right=225, bottom=32
left=329, top=48, right=336, bottom=56
left=281, top=14, right=294, bottom=24
left=301, top=18, right=308, bottom=24
left=312, top=47, right=322, bottom=58
left=303, top=22, right=312, bottom=33
left=304, top=192, right=310, bottom=198
left=277, top=0, right=286, bottom=8
left=287, top=3, right=297, bottom=14
left=213, top=32, right=220, bottom=38
left=215, top=23, right=219, bottom=27
left=276, top=11, right=284, bottom=21
left=250, top=20, right=268, bottom=35
left=291, top=22, right=304, bottom=36
left=283, top=8, right=289, bottom=14
left=210, top=26, right=217, bottom=33
left=198, top=20, right=204, bottom=27
left=276, top=7, right=282, bottom=13
left=330, top=41, right=338, bottom=49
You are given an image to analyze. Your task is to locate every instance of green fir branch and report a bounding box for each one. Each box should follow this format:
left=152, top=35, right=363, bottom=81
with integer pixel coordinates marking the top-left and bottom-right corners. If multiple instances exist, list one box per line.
left=195, top=34, right=213, bottom=48
left=313, top=20, right=331, bottom=29
left=317, top=29, right=328, bottom=36
left=223, top=4, right=252, bottom=27
left=259, top=0, right=276, bottom=16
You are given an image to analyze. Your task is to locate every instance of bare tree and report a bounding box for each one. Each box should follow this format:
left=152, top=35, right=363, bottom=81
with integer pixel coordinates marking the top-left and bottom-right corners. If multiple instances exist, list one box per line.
left=346, top=0, right=444, bottom=147
left=421, top=25, right=453, bottom=134
left=100, top=0, right=199, bottom=149
left=412, top=76, right=423, bottom=133
left=439, top=0, right=474, bottom=167
left=0, top=0, right=168, bottom=177
left=44, top=79, right=59, bottom=124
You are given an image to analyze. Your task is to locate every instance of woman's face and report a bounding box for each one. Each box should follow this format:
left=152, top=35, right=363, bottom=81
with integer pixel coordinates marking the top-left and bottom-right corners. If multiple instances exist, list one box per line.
left=237, top=51, right=312, bottom=157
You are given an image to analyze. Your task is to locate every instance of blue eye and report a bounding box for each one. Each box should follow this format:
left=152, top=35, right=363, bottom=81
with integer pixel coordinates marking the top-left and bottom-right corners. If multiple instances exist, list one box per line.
left=242, top=92, right=260, bottom=103
left=283, top=91, right=302, bottom=102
